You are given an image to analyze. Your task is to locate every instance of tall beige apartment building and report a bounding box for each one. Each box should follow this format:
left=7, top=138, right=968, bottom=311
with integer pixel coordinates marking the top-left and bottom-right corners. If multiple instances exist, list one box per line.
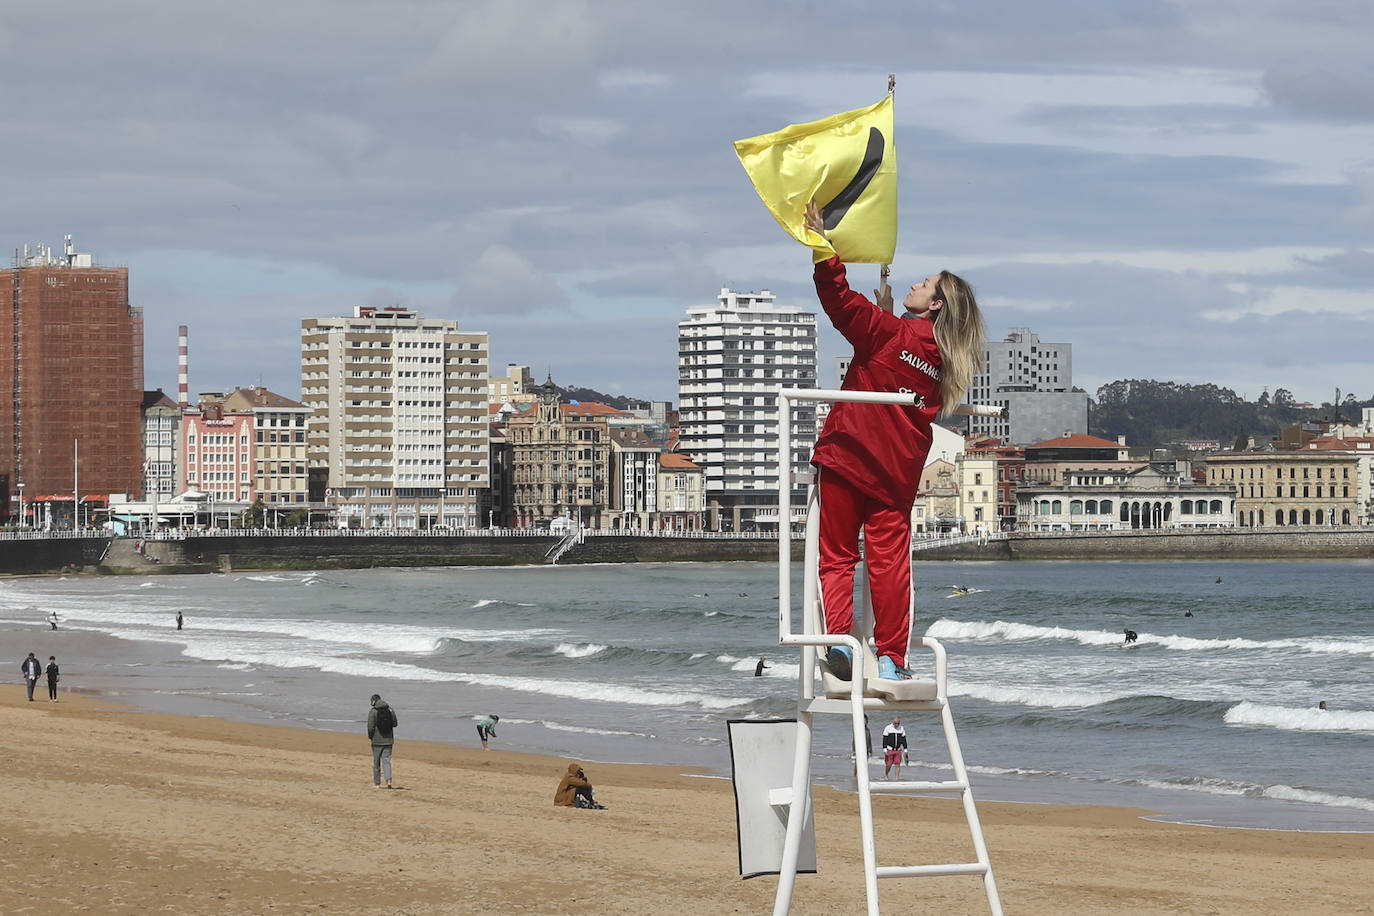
left=300, top=306, right=489, bottom=529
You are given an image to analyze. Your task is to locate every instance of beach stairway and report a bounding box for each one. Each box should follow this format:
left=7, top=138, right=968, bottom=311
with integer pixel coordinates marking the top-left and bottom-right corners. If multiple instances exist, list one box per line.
left=545, top=527, right=584, bottom=564
left=759, top=388, right=1003, bottom=916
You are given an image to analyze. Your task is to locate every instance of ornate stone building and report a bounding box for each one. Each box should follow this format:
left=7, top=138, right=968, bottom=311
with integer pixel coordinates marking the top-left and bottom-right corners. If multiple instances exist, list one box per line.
left=508, top=378, right=612, bottom=529
left=1204, top=446, right=1364, bottom=528
left=1017, top=462, right=1236, bottom=531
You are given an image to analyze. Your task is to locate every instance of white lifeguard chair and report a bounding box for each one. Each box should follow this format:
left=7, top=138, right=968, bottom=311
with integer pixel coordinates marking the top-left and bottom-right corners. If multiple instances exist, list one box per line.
left=766, top=388, right=1002, bottom=916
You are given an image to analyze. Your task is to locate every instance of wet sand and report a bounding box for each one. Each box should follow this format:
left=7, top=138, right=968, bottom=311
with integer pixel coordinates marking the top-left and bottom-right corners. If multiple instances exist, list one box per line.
left=2, top=689, right=1371, bottom=915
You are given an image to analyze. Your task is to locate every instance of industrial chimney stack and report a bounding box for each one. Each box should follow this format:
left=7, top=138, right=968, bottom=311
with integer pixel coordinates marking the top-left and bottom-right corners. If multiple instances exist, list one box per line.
left=177, top=325, right=189, bottom=408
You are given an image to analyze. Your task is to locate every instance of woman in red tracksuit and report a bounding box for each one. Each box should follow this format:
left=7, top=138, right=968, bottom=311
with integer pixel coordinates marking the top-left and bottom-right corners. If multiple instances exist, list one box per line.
left=804, top=201, right=985, bottom=681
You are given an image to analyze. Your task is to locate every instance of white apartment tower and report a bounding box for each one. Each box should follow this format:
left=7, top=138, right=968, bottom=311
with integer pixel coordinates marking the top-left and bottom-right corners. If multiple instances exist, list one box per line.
left=300, top=306, right=489, bottom=529
left=966, top=327, right=1087, bottom=444
left=678, top=288, right=817, bottom=532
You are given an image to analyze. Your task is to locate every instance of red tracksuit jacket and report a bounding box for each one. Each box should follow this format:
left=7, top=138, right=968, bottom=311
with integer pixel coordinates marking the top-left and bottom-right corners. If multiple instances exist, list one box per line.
left=810, top=257, right=943, bottom=504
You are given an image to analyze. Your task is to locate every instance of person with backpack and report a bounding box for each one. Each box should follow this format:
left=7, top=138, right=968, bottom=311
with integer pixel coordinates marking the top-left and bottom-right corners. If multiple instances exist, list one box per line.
left=367, top=694, right=399, bottom=788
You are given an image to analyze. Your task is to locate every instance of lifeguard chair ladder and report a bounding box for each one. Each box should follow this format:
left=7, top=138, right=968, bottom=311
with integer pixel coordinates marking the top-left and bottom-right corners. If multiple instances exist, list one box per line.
left=771, top=388, right=1002, bottom=916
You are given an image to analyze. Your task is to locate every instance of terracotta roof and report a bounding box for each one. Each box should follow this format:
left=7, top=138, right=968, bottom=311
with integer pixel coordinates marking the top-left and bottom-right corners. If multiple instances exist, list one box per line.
left=561, top=401, right=631, bottom=418
left=1026, top=432, right=1123, bottom=449
left=224, top=386, right=305, bottom=410
left=659, top=452, right=699, bottom=469
left=1306, top=435, right=1374, bottom=450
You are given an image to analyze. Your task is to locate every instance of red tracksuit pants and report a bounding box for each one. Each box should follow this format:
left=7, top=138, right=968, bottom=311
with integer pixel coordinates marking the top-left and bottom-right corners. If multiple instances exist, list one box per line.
left=816, top=467, right=915, bottom=666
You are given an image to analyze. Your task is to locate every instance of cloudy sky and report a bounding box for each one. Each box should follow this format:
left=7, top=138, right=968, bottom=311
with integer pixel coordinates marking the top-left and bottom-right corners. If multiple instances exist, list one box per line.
left=4, top=0, right=1373, bottom=407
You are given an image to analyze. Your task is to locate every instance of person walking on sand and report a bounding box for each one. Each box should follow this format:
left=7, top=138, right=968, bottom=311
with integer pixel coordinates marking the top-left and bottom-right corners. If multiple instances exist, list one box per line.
left=881, top=717, right=908, bottom=780
left=367, top=694, right=398, bottom=788
left=21, top=652, right=42, bottom=701
left=176, top=611, right=183, bottom=631
left=48, top=611, right=59, bottom=630
left=804, top=200, right=986, bottom=684
left=45, top=656, right=60, bottom=702
left=476, top=714, right=499, bottom=750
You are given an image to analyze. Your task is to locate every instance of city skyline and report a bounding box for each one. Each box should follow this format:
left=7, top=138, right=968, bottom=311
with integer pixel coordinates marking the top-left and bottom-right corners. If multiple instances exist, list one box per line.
left=3, top=2, right=1373, bottom=406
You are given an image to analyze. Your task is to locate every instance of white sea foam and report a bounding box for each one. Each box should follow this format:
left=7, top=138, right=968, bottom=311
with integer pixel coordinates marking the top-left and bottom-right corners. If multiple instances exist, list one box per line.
left=554, top=642, right=607, bottom=659
left=170, top=642, right=750, bottom=710
left=951, top=681, right=1124, bottom=709
left=927, top=618, right=1374, bottom=657
left=1134, top=775, right=1374, bottom=813
left=1262, top=784, right=1374, bottom=813
left=501, top=717, right=657, bottom=739
left=1223, top=701, right=1374, bottom=733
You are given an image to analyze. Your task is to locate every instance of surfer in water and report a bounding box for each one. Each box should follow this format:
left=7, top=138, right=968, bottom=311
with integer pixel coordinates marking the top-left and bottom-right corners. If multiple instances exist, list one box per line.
left=1123, top=628, right=1138, bottom=644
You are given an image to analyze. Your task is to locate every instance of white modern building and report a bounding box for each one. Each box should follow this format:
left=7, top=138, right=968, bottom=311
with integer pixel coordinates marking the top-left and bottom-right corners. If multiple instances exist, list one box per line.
left=301, top=306, right=489, bottom=529
left=965, top=328, right=1088, bottom=444
left=141, top=390, right=180, bottom=502
left=678, top=288, right=818, bottom=531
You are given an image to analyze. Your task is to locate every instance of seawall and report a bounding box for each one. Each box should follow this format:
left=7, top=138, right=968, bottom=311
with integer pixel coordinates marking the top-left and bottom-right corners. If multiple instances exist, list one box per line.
left=912, top=529, right=1374, bottom=561
left=7, top=528, right=1374, bottom=577
left=0, top=537, right=112, bottom=574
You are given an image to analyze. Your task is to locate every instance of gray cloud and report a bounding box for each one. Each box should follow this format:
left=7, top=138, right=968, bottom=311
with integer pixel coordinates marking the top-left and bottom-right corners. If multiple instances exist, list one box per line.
left=4, top=0, right=1374, bottom=407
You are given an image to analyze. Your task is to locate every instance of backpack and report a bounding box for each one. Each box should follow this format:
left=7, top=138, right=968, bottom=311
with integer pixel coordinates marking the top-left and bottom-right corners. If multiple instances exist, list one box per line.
left=375, top=706, right=394, bottom=731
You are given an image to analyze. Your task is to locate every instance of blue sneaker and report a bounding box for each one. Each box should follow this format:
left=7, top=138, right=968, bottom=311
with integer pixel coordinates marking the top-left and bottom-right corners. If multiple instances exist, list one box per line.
left=824, top=646, right=853, bottom=681
left=878, top=656, right=912, bottom=681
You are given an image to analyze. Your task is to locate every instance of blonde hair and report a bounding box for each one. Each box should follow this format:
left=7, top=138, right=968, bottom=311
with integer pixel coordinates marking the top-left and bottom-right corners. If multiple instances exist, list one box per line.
left=930, top=271, right=985, bottom=408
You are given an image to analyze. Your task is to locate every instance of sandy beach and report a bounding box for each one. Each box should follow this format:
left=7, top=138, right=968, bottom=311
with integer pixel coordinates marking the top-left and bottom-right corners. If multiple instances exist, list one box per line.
left=1, top=689, right=1370, bottom=915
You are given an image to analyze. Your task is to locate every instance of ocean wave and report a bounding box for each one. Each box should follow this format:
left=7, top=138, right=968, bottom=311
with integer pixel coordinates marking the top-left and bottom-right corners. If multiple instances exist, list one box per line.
left=952, top=681, right=1126, bottom=709
left=1223, top=701, right=1374, bottom=733
left=1135, top=775, right=1374, bottom=813
left=471, top=598, right=537, bottom=608
left=173, top=643, right=750, bottom=710
left=927, top=618, right=1374, bottom=656
left=500, top=717, right=657, bottom=739
left=553, top=642, right=607, bottom=659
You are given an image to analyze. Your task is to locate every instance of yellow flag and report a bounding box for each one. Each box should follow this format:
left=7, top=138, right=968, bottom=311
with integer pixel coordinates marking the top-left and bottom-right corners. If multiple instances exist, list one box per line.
left=734, top=96, right=896, bottom=263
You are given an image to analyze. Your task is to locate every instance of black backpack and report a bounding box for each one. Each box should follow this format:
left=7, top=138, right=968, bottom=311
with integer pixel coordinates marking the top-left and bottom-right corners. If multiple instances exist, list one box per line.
left=375, top=706, right=394, bottom=731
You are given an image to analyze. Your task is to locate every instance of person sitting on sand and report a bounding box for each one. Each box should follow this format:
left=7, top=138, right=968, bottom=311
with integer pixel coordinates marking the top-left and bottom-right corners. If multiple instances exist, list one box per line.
left=554, top=762, right=606, bottom=809
left=1123, top=628, right=1138, bottom=644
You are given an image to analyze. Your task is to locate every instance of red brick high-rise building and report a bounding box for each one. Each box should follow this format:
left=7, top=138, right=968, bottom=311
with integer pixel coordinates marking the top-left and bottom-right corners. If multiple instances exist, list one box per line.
left=2, top=236, right=144, bottom=522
